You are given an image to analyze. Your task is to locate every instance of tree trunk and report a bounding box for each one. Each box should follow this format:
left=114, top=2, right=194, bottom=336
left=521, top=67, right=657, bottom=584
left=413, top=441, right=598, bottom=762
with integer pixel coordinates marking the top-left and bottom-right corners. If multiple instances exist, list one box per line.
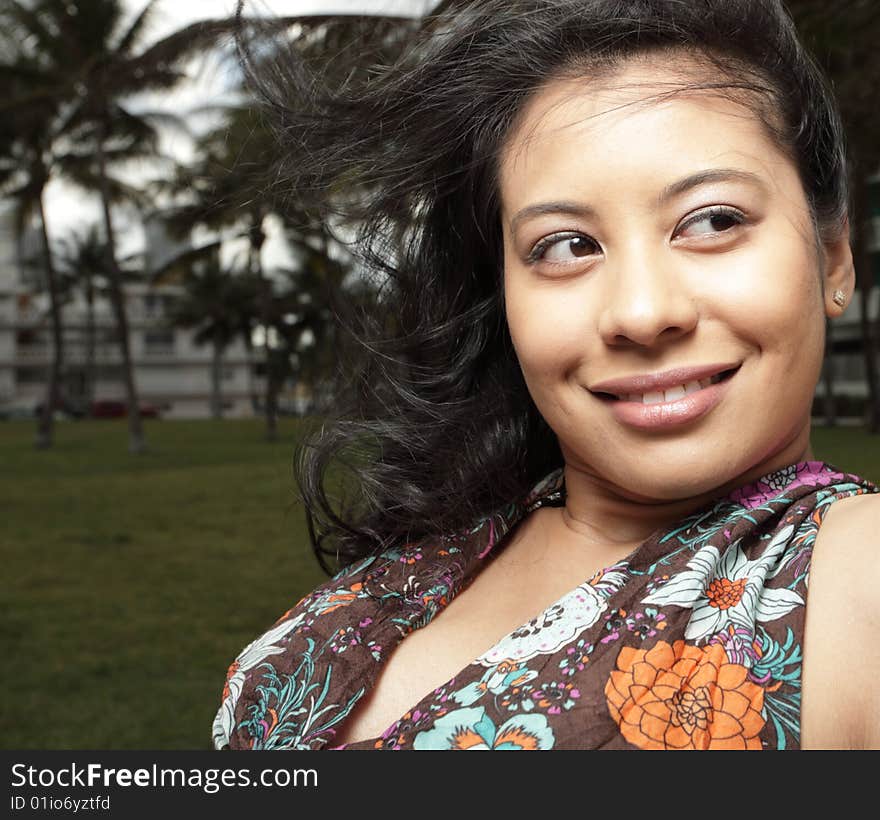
left=243, top=333, right=258, bottom=413
left=34, top=189, right=63, bottom=450
left=248, top=218, right=276, bottom=441
left=96, top=121, right=145, bottom=453
left=821, top=315, right=837, bottom=426
left=85, top=274, right=96, bottom=414
left=266, top=365, right=279, bottom=441
left=210, top=338, right=224, bottom=419
left=853, top=178, right=880, bottom=433
left=263, top=308, right=278, bottom=442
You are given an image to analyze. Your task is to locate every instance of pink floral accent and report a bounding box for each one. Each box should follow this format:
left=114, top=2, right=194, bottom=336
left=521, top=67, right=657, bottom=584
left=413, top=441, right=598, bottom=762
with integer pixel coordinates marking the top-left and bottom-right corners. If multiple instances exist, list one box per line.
left=708, top=624, right=759, bottom=668
left=727, top=461, right=844, bottom=510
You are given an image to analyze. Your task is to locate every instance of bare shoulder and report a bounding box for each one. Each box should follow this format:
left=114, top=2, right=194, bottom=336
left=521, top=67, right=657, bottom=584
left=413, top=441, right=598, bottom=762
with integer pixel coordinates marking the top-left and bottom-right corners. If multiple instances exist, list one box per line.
left=816, top=490, right=880, bottom=566
left=802, top=491, right=880, bottom=749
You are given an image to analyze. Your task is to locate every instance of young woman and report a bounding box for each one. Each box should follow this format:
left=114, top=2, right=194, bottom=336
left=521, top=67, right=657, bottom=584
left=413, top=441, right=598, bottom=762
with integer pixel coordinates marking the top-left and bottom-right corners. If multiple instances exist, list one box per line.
left=214, top=0, right=879, bottom=750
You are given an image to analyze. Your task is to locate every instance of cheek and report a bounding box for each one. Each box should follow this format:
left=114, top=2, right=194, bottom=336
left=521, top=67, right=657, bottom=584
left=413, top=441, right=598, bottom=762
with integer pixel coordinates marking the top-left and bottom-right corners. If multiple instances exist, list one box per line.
left=504, top=275, right=593, bottom=382
left=697, top=241, right=824, bottom=359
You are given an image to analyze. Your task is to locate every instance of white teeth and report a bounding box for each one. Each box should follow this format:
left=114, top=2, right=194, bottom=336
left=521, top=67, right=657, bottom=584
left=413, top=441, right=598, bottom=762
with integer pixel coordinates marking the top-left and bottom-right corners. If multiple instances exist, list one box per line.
left=663, top=385, right=687, bottom=402
left=617, top=371, right=733, bottom=403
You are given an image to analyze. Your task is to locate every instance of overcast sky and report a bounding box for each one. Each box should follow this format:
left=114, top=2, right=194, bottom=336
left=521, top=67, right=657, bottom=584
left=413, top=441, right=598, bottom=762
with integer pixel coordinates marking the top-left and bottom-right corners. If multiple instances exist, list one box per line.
left=149, top=0, right=435, bottom=36
left=42, top=0, right=436, bottom=264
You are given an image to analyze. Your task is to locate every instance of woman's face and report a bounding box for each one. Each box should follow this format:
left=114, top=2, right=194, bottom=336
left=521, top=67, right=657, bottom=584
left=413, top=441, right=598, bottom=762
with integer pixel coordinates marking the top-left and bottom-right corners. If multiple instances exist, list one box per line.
left=499, top=57, right=852, bottom=501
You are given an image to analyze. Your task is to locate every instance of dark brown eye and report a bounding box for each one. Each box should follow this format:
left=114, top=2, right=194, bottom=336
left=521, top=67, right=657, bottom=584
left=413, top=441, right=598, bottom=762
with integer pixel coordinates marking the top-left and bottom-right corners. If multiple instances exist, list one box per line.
left=678, top=207, right=744, bottom=238
left=708, top=213, right=738, bottom=231
left=539, top=233, right=600, bottom=262
left=567, top=237, right=597, bottom=256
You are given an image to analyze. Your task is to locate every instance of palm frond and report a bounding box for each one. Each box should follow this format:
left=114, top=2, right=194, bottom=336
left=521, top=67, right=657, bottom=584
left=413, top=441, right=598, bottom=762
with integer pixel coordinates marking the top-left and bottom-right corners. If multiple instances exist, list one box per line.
left=150, top=240, right=223, bottom=284
left=112, top=0, right=159, bottom=59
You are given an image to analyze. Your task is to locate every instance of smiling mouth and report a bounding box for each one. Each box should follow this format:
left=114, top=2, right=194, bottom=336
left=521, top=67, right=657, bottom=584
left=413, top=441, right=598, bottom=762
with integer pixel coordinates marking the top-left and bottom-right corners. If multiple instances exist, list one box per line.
left=593, top=367, right=740, bottom=404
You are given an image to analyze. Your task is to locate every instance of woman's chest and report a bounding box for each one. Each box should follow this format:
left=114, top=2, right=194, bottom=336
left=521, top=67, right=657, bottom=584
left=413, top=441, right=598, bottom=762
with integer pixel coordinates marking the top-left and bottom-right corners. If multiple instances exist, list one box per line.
left=332, top=531, right=636, bottom=748
left=219, top=467, right=879, bottom=751
left=333, top=508, right=859, bottom=750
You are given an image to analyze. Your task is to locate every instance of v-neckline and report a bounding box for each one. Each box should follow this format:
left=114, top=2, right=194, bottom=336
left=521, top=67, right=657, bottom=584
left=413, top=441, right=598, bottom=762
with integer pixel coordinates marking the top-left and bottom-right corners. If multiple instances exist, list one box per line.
left=326, top=459, right=858, bottom=749
left=327, top=469, right=679, bottom=748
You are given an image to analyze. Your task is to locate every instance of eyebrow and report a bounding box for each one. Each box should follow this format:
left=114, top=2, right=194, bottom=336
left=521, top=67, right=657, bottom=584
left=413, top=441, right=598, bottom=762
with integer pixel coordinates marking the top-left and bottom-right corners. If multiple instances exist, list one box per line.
left=508, top=168, right=768, bottom=234
left=658, top=168, right=768, bottom=203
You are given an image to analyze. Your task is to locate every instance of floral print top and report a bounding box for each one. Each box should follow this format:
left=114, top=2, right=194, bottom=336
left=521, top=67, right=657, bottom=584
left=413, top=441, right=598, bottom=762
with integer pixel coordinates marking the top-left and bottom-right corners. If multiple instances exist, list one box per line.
left=213, top=460, right=877, bottom=750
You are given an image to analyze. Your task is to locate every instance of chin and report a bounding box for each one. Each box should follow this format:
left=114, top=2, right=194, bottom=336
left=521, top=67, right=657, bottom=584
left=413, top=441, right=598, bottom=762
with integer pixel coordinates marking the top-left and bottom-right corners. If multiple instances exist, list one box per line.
left=622, top=475, right=730, bottom=503
left=584, top=454, right=748, bottom=503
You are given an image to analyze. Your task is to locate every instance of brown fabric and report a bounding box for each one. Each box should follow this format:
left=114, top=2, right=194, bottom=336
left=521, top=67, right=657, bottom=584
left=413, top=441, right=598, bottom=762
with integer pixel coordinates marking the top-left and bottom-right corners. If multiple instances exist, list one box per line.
left=213, top=461, right=877, bottom=750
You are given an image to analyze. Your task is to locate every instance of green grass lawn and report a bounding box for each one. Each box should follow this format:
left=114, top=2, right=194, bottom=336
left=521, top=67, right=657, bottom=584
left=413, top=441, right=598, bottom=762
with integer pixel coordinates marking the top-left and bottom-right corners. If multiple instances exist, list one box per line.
left=1, top=419, right=877, bottom=749
left=1, top=418, right=327, bottom=750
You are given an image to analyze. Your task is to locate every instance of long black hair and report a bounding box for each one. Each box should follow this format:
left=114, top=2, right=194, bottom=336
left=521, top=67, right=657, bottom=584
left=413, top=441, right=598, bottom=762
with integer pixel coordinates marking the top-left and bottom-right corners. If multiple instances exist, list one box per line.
left=236, top=0, right=848, bottom=573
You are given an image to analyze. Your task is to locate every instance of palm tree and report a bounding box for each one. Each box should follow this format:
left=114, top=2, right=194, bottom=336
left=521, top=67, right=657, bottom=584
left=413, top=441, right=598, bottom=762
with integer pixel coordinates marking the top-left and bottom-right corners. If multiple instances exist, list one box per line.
left=54, top=224, right=143, bottom=414
left=258, top=254, right=343, bottom=436
left=0, top=0, right=295, bottom=450
left=54, top=227, right=106, bottom=414
left=160, top=245, right=261, bottom=419
left=0, top=19, right=69, bottom=447
left=160, top=8, right=421, bottom=435
left=158, top=105, right=282, bottom=428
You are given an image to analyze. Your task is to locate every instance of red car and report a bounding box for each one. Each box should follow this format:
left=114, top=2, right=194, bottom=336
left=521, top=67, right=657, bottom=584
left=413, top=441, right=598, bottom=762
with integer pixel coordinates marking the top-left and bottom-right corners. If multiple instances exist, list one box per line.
left=90, top=400, right=160, bottom=418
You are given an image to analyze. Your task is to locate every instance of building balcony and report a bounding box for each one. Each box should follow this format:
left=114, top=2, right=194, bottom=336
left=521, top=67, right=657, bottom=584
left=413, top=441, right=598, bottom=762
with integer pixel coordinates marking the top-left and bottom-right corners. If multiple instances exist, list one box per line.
left=14, top=345, right=124, bottom=363
left=140, top=345, right=177, bottom=358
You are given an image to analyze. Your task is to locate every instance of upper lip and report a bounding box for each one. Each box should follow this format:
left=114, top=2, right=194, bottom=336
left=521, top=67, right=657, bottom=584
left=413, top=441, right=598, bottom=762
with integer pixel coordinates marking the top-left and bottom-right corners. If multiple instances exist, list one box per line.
left=589, top=362, right=741, bottom=398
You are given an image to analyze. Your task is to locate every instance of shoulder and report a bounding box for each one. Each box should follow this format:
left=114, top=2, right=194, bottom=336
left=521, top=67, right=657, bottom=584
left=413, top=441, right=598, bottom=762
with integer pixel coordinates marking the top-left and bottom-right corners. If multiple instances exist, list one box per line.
left=804, top=491, right=880, bottom=749
left=815, top=490, right=880, bottom=578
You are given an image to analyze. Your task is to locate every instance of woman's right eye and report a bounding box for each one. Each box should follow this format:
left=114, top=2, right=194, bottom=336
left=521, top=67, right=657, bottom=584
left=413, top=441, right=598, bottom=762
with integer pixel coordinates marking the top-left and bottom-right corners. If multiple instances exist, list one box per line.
left=527, top=232, right=601, bottom=264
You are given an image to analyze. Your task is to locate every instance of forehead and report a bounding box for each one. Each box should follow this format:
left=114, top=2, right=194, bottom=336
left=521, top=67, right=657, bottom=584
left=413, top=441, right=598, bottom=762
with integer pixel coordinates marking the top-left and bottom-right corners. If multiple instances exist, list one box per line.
left=497, top=57, right=796, bottom=216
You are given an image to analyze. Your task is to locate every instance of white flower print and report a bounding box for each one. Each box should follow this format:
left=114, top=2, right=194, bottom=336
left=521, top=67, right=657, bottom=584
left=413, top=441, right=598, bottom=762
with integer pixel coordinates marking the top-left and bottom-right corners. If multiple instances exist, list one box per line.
left=212, top=614, right=304, bottom=748
left=478, top=582, right=606, bottom=665
left=641, top=523, right=804, bottom=643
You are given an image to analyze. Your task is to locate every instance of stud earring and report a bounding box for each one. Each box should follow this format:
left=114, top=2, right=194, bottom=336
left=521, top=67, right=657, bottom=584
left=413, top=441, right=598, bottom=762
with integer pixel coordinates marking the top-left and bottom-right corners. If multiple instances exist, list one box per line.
left=832, top=289, right=847, bottom=307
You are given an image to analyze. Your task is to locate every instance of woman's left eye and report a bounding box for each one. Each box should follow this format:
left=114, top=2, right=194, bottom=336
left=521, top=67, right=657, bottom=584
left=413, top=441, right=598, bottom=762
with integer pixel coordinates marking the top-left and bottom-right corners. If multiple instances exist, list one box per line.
left=675, top=206, right=746, bottom=238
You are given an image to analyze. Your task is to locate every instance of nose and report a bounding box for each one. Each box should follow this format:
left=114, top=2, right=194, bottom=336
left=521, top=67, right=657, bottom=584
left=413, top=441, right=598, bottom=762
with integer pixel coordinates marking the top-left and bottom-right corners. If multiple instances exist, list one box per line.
left=596, top=246, right=698, bottom=348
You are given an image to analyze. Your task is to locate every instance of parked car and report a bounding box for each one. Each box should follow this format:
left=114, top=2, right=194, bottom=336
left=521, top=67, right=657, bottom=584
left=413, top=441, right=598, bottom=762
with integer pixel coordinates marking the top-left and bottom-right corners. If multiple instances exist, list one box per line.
left=32, top=398, right=88, bottom=419
left=90, top=400, right=161, bottom=419
left=90, top=400, right=126, bottom=418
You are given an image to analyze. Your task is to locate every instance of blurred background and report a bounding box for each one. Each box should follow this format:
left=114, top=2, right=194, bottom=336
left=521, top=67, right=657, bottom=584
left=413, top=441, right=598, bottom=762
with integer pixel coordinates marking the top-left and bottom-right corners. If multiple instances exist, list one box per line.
left=1, top=0, right=878, bottom=749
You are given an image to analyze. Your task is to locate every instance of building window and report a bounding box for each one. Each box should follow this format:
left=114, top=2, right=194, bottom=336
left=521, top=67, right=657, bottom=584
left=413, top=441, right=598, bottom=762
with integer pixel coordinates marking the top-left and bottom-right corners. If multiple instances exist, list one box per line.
left=16, top=328, right=42, bottom=346
left=16, top=366, right=46, bottom=383
left=144, top=329, right=175, bottom=355
left=96, top=365, right=125, bottom=381
left=99, top=327, right=121, bottom=345
left=837, top=354, right=866, bottom=382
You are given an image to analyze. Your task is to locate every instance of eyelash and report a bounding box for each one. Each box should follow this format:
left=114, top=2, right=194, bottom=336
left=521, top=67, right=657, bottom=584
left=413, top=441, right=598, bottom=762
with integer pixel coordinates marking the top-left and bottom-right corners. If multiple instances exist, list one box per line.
left=677, top=205, right=747, bottom=238
left=525, top=205, right=748, bottom=265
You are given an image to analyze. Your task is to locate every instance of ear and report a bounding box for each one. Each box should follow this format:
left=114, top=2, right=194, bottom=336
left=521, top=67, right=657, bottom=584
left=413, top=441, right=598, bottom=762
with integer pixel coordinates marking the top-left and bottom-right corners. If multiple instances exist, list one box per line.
left=821, top=219, right=855, bottom=317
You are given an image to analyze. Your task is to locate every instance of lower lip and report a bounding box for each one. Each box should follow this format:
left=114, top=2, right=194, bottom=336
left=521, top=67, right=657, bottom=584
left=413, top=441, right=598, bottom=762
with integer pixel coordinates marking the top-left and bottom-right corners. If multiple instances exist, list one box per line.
left=600, top=371, right=736, bottom=430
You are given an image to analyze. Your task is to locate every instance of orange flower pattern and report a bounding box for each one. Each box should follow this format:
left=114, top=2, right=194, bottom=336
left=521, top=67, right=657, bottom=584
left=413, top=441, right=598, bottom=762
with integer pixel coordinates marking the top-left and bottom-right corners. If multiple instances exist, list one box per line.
left=606, top=640, right=765, bottom=750
left=706, top=577, right=747, bottom=610
left=214, top=461, right=877, bottom=751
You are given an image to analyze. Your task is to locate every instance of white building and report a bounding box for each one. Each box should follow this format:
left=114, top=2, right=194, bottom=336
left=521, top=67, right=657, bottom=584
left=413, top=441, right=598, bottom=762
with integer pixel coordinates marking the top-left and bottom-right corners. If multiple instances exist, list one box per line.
left=0, top=207, right=258, bottom=418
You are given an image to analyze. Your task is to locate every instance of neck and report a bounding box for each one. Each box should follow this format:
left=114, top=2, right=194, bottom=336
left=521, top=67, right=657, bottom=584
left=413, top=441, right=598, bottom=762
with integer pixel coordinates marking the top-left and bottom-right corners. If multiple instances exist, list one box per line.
left=558, top=433, right=815, bottom=550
